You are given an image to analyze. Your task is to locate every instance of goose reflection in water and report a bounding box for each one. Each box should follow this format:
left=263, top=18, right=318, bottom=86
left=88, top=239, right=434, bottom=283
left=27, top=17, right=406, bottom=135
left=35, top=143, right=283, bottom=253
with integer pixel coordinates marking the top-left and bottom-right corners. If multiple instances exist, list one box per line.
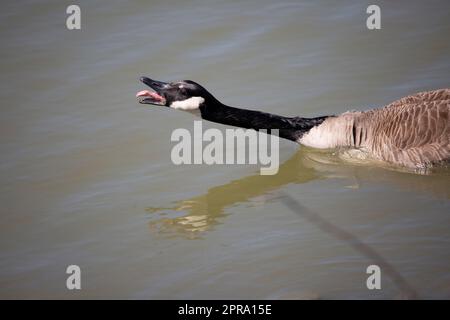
left=146, top=148, right=450, bottom=239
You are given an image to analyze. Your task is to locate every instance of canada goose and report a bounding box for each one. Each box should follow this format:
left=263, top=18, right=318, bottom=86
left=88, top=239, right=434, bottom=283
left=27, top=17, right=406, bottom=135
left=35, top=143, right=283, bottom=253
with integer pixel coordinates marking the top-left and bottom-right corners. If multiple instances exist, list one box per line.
left=137, top=77, right=450, bottom=170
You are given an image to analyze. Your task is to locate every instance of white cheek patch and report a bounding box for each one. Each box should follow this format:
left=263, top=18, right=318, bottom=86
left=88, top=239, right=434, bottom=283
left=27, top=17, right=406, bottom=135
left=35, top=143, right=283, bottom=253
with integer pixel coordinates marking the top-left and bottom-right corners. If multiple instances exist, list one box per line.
left=170, top=96, right=205, bottom=111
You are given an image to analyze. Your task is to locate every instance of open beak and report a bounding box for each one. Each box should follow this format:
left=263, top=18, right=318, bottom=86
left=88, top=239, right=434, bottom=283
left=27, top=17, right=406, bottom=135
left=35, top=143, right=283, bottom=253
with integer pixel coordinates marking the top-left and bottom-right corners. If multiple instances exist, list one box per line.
left=136, top=77, right=168, bottom=105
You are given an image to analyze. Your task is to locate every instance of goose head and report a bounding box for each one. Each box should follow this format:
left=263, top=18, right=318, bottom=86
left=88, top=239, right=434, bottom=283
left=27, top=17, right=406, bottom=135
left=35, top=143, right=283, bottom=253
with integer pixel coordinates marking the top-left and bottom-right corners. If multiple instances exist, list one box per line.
left=137, top=76, right=218, bottom=113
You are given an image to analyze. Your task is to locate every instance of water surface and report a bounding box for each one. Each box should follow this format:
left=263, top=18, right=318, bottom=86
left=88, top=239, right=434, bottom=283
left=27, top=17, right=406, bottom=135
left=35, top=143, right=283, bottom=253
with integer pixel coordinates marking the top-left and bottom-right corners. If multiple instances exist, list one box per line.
left=1, top=0, right=450, bottom=299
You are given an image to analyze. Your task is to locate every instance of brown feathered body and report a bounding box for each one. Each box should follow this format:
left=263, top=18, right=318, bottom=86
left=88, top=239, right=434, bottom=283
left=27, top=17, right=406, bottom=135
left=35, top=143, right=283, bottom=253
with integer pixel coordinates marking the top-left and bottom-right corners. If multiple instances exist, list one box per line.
left=299, top=89, right=450, bottom=168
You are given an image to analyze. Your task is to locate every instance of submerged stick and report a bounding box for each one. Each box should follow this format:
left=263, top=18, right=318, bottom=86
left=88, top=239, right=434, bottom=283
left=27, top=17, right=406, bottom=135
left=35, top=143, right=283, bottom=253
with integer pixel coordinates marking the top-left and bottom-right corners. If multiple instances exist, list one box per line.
left=280, top=192, right=418, bottom=299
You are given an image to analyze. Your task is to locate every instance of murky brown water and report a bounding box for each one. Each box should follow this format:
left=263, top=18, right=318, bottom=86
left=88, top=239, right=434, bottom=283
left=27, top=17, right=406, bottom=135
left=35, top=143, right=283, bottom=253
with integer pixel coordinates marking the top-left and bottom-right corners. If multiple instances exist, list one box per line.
left=1, top=0, right=449, bottom=299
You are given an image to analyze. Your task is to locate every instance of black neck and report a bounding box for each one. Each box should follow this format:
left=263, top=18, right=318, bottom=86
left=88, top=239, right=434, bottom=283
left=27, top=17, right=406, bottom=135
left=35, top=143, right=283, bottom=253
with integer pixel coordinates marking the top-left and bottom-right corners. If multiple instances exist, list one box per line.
left=200, top=102, right=329, bottom=142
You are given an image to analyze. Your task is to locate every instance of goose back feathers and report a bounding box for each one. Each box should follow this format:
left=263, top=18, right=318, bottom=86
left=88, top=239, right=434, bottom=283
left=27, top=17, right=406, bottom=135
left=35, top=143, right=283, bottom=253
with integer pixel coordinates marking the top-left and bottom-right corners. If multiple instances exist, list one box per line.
left=300, top=89, right=450, bottom=168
